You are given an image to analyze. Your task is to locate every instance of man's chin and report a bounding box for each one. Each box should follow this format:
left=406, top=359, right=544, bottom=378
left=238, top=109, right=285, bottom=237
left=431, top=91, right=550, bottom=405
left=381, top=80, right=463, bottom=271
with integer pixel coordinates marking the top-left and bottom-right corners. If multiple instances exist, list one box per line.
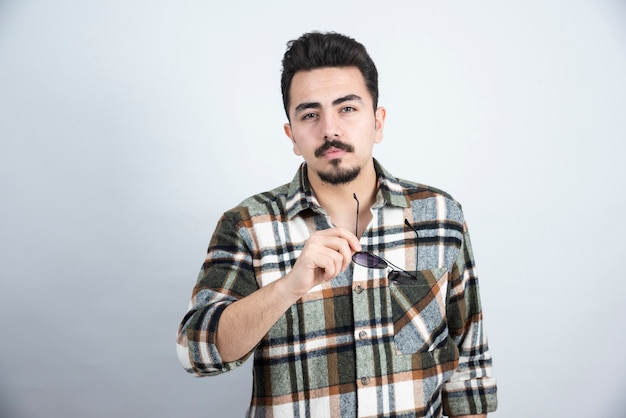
left=316, top=165, right=361, bottom=185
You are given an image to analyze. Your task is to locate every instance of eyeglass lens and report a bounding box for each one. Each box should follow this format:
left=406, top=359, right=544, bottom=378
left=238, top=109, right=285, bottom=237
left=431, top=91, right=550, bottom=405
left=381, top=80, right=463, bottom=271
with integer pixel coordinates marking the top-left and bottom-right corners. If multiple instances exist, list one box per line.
left=352, top=251, right=387, bottom=269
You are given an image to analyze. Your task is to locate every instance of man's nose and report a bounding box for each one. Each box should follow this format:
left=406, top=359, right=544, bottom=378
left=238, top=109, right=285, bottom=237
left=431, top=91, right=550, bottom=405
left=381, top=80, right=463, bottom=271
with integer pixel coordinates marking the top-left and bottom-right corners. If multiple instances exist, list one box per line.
left=321, top=113, right=342, bottom=139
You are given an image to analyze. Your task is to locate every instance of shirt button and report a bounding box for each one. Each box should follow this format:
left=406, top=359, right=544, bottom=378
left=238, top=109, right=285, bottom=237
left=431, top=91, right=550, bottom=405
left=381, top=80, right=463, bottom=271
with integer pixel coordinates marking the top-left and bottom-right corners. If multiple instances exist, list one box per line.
left=361, top=376, right=370, bottom=385
left=359, top=330, right=367, bottom=340
left=354, top=284, right=363, bottom=294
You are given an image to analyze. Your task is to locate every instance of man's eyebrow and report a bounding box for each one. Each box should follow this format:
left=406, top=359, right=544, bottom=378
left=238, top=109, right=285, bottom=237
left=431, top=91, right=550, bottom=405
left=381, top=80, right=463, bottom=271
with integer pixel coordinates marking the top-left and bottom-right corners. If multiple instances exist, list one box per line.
left=293, top=94, right=364, bottom=115
left=294, top=101, right=321, bottom=114
left=333, top=94, right=363, bottom=106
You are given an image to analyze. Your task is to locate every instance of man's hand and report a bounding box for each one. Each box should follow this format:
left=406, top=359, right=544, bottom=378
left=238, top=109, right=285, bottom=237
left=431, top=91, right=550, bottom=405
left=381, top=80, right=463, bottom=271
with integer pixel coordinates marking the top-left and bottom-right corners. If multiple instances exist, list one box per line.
left=283, top=227, right=361, bottom=298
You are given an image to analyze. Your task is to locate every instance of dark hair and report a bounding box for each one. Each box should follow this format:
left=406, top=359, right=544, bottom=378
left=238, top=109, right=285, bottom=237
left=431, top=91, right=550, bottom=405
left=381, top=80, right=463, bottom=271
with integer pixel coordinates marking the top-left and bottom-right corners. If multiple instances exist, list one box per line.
left=280, top=31, right=379, bottom=119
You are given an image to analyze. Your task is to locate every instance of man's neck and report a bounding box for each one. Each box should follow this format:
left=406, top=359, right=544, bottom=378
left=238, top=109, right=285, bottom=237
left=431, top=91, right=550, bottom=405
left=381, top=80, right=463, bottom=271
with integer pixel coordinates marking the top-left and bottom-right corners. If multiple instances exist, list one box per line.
left=307, top=162, right=378, bottom=236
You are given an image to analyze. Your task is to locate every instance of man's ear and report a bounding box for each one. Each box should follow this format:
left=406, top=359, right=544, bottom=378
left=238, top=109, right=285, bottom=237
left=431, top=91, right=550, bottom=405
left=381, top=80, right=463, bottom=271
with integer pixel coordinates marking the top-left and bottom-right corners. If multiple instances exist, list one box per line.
left=284, top=123, right=302, bottom=156
left=374, top=106, right=387, bottom=144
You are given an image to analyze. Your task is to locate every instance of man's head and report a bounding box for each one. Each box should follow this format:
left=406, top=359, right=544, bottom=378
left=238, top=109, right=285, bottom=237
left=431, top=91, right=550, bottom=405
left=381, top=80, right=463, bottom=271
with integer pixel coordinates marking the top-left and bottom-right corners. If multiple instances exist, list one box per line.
left=281, top=32, right=379, bottom=120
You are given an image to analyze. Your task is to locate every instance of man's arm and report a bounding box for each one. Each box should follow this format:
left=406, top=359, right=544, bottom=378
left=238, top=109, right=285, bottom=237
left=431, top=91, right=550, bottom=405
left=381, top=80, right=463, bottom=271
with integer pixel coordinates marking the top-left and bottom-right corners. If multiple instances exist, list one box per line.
left=177, top=221, right=360, bottom=374
left=442, top=221, right=497, bottom=415
left=216, top=227, right=361, bottom=362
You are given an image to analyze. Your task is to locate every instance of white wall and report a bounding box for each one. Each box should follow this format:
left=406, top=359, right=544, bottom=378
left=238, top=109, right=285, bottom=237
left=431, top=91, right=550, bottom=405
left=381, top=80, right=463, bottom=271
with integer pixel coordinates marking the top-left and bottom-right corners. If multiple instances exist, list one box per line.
left=1, top=1, right=625, bottom=417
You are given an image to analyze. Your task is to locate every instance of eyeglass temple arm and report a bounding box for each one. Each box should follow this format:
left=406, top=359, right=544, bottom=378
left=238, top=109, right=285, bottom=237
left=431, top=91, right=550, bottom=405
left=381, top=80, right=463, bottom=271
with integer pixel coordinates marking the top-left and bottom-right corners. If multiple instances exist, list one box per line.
left=353, top=193, right=359, bottom=237
left=404, top=219, right=419, bottom=269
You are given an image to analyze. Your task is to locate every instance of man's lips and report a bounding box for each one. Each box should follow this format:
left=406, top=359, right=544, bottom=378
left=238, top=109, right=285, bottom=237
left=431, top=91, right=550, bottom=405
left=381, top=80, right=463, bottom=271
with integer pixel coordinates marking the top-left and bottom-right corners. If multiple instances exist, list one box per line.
left=322, top=147, right=347, bottom=157
left=314, top=140, right=354, bottom=158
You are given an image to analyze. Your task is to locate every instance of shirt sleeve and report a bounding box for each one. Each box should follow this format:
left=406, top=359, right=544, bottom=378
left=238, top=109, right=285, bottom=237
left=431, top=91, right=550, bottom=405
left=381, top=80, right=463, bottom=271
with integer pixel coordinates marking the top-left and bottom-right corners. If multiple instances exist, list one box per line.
left=442, top=222, right=498, bottom=416
left=176, top=211, right=259, bottom=376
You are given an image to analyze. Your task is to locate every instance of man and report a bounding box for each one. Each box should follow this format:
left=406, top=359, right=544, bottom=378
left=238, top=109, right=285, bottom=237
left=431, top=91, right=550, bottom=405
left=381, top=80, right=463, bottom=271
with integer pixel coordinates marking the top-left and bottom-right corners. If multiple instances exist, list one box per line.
left=177, top=31, right=497, bottom=417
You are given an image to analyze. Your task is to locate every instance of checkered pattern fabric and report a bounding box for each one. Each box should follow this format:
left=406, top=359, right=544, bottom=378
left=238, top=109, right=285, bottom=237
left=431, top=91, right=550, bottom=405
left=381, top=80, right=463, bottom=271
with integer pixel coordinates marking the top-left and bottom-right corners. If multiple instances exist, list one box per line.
left=177, top=160, right=497, bottom=417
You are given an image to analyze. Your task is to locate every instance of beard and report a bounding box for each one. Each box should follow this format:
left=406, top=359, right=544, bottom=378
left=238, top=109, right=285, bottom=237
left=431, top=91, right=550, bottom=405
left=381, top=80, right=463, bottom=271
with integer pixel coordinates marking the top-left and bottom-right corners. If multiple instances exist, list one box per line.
left=317, top=159, right=361, bottom=185
left=314, top=139, right=360, bottom=185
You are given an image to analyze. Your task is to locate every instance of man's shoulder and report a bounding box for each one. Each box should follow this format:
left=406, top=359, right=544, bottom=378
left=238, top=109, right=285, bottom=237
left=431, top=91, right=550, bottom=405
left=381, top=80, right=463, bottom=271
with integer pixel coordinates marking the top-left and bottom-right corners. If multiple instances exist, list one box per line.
left=223, top=182, right=292, bottom=219
left=392, top=179, right=466, bottom=230
left=375, top=160, right=461, bottom=210
left=392, top=176, right=461, bottom=208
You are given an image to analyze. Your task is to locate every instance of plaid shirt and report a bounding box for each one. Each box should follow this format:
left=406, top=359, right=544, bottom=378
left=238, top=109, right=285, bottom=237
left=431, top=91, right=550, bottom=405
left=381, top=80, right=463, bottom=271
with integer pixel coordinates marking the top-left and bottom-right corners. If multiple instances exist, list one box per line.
left=177, top=160, right=497, bottom=417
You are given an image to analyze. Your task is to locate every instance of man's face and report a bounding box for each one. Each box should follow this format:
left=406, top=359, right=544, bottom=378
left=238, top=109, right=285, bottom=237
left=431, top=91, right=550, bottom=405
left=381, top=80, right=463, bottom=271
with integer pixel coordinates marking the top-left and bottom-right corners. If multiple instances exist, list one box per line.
left=284, top=67, right=386, bottom=186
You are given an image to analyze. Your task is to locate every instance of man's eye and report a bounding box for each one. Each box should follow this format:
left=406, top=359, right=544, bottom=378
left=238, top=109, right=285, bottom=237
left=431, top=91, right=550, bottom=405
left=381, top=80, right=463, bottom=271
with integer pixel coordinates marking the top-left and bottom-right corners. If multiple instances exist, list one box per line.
left=302, top=113, right=317, bottom=120
left=341, top=106, right=356, bottom=113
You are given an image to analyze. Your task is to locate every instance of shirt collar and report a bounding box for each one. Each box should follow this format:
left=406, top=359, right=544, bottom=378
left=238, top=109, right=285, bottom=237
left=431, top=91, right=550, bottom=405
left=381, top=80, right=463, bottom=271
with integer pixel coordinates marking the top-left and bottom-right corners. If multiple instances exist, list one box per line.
left=285, top=159, right=410, bottom=219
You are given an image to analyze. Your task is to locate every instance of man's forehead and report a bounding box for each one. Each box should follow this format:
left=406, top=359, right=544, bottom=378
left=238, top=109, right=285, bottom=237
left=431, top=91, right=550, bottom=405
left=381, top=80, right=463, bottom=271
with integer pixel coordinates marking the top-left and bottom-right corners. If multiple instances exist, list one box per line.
left=291, top=66, right=366, bottom=86
left=289, top=67, right=371, bottom=106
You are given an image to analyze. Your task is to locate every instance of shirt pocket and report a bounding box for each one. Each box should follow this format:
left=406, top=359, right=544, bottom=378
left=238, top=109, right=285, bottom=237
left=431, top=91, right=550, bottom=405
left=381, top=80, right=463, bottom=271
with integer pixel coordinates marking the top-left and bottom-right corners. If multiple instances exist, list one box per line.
left=389, top=267, right=449, bottom=355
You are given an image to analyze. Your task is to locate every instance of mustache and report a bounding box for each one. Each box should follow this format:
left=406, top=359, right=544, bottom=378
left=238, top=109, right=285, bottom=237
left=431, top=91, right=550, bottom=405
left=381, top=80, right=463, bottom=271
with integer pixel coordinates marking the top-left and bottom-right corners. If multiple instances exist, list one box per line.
left=314, top=140, right=354, bottom=158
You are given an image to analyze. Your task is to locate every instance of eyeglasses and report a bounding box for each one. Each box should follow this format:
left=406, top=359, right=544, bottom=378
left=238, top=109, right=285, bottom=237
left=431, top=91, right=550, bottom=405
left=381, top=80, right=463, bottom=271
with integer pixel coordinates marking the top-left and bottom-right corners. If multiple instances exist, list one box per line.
left=351, top=193, right=419, bottom=285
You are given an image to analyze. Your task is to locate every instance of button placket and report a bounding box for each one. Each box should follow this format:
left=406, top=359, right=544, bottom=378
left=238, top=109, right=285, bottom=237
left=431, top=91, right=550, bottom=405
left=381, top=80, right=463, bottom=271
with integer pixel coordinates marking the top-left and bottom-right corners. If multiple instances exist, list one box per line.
left=352, top=263, right=376, bottom=407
